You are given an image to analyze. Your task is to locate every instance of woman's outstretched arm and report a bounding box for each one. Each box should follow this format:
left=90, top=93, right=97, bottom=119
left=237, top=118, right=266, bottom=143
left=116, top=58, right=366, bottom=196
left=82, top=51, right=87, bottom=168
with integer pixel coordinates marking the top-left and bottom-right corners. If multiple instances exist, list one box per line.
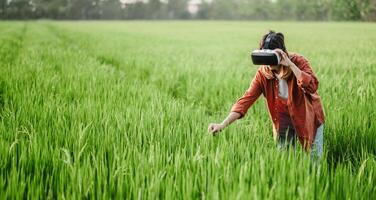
left=208, top=112, right=241, bottom=135
left=208, top=69, right=263, bottom=135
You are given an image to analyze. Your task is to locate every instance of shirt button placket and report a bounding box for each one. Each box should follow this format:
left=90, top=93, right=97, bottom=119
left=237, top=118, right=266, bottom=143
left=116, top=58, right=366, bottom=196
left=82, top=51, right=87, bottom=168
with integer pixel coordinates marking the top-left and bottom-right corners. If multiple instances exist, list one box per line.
left=274, top=79, right=279, bottom=123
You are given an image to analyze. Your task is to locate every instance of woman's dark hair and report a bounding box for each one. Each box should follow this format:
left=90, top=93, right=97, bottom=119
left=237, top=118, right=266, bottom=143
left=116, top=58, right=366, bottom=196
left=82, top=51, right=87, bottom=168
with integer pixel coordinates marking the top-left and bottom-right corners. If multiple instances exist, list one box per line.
left=259, top=30, right=292, bottom=79
left=259, top=30, right=287, bottom=53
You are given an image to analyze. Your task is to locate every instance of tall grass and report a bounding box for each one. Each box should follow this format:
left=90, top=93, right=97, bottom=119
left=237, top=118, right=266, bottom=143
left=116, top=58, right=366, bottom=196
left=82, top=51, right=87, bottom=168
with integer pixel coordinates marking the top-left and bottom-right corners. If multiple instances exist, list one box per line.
left=0, top=21, right=375, bottom=199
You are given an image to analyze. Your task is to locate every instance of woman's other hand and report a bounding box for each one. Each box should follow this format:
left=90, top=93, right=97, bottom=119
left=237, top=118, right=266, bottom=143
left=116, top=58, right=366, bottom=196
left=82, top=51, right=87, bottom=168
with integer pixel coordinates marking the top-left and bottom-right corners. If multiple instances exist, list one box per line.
left=208, top=123, right=225, bottom=135
left=207, top=112, right=241, bottom=135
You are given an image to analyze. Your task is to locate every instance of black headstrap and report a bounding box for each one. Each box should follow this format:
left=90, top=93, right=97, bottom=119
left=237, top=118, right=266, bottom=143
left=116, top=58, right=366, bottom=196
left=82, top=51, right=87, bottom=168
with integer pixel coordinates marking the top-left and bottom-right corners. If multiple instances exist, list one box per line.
left=263, top=33, right=276, bottom=50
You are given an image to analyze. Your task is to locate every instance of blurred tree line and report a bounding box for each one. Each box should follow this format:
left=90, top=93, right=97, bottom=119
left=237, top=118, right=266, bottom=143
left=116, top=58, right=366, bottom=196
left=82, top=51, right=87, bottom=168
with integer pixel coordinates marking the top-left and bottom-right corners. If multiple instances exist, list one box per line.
left=0, top=0, right=375, bottom=21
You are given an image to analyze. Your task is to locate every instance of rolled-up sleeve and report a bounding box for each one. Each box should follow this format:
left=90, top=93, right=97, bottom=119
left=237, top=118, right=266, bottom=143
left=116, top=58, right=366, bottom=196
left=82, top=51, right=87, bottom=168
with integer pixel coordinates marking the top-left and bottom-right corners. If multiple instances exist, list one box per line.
left=230, top=70, right=263, bottom=118
left=296, top=57, right=319, bottom=94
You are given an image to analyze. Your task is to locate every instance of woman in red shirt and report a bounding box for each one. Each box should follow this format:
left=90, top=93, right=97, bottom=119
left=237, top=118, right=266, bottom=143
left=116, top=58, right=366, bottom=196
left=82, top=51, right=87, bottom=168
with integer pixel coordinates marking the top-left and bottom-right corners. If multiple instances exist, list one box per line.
left=208, top=31, right=325, bottom=160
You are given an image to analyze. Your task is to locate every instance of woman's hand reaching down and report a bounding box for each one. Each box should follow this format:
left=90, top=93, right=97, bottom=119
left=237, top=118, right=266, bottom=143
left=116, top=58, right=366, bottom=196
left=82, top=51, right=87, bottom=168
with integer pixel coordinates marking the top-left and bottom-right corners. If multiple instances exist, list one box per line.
left=208, top=123, right=225, bottom=135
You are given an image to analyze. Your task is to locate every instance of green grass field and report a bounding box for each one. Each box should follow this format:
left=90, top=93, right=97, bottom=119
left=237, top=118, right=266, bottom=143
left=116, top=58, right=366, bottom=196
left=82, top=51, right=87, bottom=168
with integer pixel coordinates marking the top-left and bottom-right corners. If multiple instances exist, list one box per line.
left=0, top=21, right=375, bottom=199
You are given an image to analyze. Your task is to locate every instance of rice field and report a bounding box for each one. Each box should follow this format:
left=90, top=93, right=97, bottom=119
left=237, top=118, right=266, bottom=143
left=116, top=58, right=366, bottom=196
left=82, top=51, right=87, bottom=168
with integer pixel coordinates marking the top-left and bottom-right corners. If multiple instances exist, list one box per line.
left=0, top=21, right=375, bottom=199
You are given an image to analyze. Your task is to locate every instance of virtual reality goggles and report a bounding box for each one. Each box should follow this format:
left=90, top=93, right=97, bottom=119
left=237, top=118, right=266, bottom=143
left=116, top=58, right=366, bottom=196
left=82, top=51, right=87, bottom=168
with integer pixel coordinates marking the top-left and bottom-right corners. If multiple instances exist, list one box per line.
left=250, top=49, right=281, bottom=65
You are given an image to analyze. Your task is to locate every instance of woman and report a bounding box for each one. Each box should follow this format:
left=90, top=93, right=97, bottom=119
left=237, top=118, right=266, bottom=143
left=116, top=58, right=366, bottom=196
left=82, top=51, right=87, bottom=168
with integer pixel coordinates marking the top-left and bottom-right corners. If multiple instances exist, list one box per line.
left=208, top=31, right=325, bottom=160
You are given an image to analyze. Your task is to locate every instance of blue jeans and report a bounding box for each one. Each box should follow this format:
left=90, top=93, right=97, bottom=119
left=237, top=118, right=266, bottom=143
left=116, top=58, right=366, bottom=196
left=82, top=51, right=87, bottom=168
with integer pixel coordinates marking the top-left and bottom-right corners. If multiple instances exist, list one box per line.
left=277, top=124, right=324, bottom=161
left=310, top=124, right=324, bottom=161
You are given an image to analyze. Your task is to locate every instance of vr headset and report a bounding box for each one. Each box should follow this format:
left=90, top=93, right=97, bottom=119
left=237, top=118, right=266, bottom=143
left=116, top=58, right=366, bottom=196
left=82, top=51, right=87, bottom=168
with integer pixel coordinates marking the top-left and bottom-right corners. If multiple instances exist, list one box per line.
left=250, top=33, right=282, bottom=65
left=251, top=49, right=280, bottom=65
